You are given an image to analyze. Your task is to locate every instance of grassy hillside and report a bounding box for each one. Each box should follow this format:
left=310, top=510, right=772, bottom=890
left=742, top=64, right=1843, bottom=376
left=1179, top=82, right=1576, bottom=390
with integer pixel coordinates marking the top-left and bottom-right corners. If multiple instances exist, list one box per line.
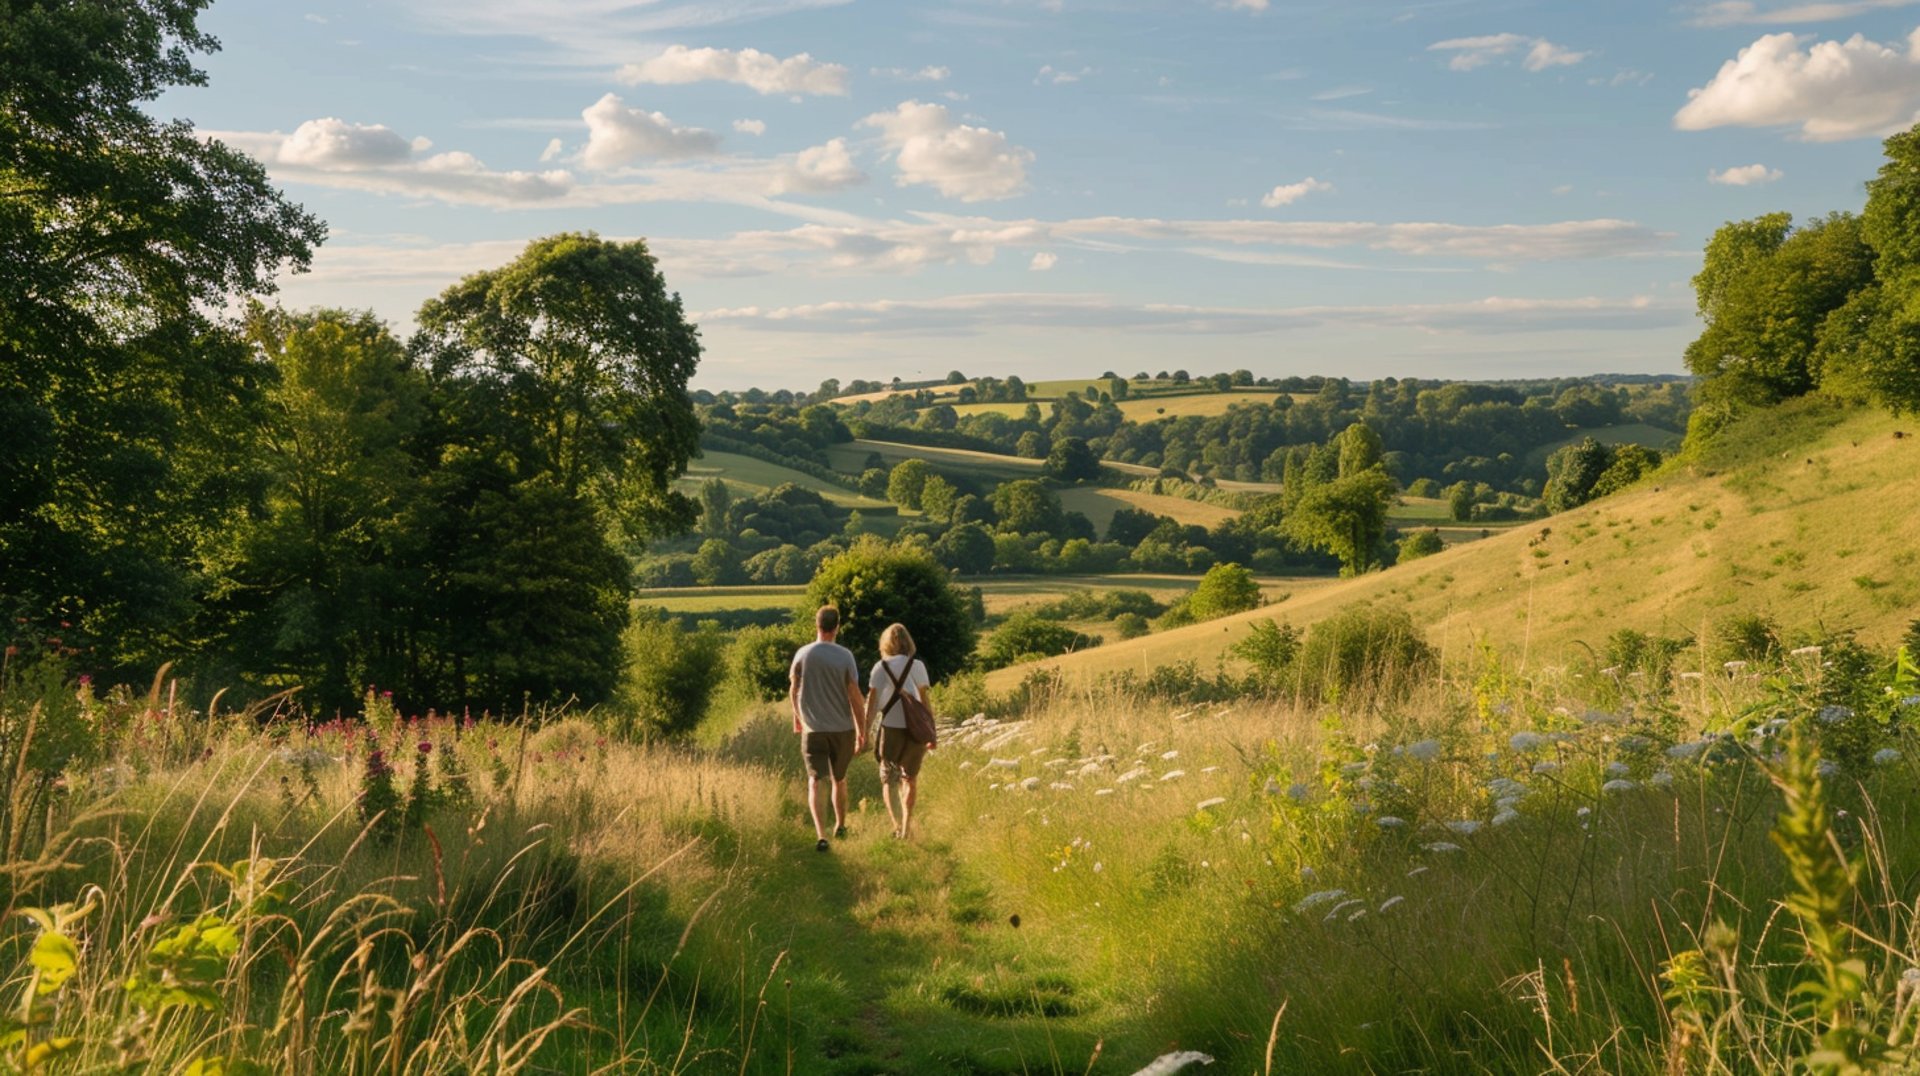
left=1057, top=486, right=1241, bottom=531
left=682, top=450, right=891, bottom=509
left=826, top=439, right=1043, bottom=483
left=992, top=398, right=1918, bottom=691
left=1523, top=421, right=1683, bottom=468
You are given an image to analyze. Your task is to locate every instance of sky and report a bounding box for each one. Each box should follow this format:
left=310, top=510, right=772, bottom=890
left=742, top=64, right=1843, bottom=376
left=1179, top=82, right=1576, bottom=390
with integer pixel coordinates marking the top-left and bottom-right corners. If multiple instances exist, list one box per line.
left=157, top=0, right=1920, bottom=390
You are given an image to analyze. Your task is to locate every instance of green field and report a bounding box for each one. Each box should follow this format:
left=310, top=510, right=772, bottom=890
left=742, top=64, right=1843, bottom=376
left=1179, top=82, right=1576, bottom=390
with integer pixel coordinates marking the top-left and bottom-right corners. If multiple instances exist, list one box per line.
left=989, top=399, right=1918, bottom=692
left=1057, top=486, right=1241, bottom=532
left=1523, top=422, right=1684, bottom=468
left=826, top=438, right=1045, bottom=482
left=682, top=450, right=891, bottom=508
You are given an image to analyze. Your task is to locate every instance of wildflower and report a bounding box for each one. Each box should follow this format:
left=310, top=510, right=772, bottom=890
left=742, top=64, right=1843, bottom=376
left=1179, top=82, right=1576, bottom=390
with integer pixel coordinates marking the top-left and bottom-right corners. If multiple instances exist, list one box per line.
left=1116, top=767, right=1149, bottom=783
left=1294, top=889, right=1347, bottom=912
left=1902, top=695, right=1920, bottom=708
left=1531, top=760, right=1561, bottom=774
left=1618, top=735, right=1652, bottom=752
left=1509, top=731, right=1549, bottom=752
left=1487, top=777, right=1526, bottom=798
left=1020, top=777, right=1041, bottom=791
left=1649, top=770, right=1675, bottom=789
left=1583, top=709, right=1622, bottom=725
left=1375, top=816, right=1407, bottom=830
left=1818, top=705, right=1854, bottom=725
left=989, top=758, right=1020, bottom=769
left=1403, top=739, right=1442, bottom=762
left=1196, top=797, right=1226, bottom=811
left=1576, top=806, right=1592, bottom=818
left=1347, top=908, right=1367, bottom=922
left=1263, top=776, right=1282, bottom=796
left=1379, top=895, right=1405, bottom=912
left=1161, top=769, right=1186, bottom=781
left=1133, top=1051, right=1214, bottom=1076
left=1422, top=841, right=1461, bottom=854
left=1492, top=809, right=1520, bottom=827
left=1605, top=761, right=1630, bottom=778
left=1875, top=748, right=1901, bottom=765
left=1286, top=782, right=1310, bottom=801
left=1603, top=778, right=1636, bottom=793
left=1679, top=671, right=1703, bottom=682
left=1816, top=760, right=1841, bottom=779
left=1094, top=788, right=1115, bottom=796
left=416, top=741, right=432, bottom=754
left=1160, top=749, right=1179, bottom=760
left=1339, top=761, right=1366, bottom=777
left=1667, top=741, right=1707, bottom=760
left=1050, top=782, right=1074, bottom=791
left=1445, top=820, right=1482, bottom=836
left=1406, top=865, right=1428, bottom=877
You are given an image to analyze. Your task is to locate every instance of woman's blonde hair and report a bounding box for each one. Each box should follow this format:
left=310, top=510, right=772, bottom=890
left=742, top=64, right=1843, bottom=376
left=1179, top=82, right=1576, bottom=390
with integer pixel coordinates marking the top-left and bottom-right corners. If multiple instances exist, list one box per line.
left=879, top=622, right=915, bottom=658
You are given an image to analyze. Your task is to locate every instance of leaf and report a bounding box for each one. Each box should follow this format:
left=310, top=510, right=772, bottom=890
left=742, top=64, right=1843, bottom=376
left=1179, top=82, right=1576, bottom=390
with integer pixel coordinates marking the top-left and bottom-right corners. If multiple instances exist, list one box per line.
left=30, top=932, right=79, bottom=995
left=24, top=1037, right=79, bottom=1066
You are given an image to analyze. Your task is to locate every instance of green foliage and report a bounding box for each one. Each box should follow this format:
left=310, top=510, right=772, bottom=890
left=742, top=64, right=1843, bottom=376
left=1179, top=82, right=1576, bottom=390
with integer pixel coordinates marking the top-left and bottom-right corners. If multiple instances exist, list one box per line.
left=1589, top=442, right=1662, bottom=498
left=692, top=538, right=744, bottom=586
left=803, top=539, right=977, bottom=680
left=1044, top=436, right=1102, bottom=482
left=357, top=743, right=400, bottom=843
left=886, top=458, right=932, bottom=509
left=1113, top=612, right=1150, bottom=640
left=1543, top=437, right=1612, bottom=512
left=919, top=473, right=959, bottom=522
left=990, top=479, right=1064, bottom=536
left=726, top=623, right=808, bottom=702
left=1396, top=528, right=1444, bottom=563
left=0, top=0, right=325, bottom=671
left=982, top=612, right=1101, bottom=669
left=1292, top=604, right=1435, bottom=702
left=1713, top=612, right=1781, bottom=665
left=614, top=612, right=726, bottom=738
left=1188, top=562, right=1263, bottom=621
left=698, top=477, right=732, bottom=537
left=1231, top=619, right=1302, bottom=690
left=858, top=467, right=889, bottom=499
left=1446, top=480, right=1476, bottom=522
left=1336, top=421, right=1385, bottom=477
left=933, top=522, right=997, bottom=574
left=1284, top=467, right=1396, bottom=576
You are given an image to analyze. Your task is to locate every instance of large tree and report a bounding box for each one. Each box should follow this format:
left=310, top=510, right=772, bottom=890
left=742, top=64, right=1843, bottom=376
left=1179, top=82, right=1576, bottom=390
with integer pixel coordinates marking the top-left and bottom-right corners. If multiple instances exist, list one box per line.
left=1, top=0, right=325, bottom=667
left=415, top=233, right=701, bottom=540
left=1284, top=468, right=1396, bottom=577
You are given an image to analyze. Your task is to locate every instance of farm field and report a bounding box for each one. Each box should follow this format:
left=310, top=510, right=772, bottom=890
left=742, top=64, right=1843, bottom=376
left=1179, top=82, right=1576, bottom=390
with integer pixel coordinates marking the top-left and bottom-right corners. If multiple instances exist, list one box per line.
left=681, top=450, right=889, bottom=509
left=1057, top=486, right=1241, bottom=530
left=635, top=572, right=1309, bottom=619
left=825, top=438, right=1045, bottom=482
left=988, top=399, right=1918, bottom=692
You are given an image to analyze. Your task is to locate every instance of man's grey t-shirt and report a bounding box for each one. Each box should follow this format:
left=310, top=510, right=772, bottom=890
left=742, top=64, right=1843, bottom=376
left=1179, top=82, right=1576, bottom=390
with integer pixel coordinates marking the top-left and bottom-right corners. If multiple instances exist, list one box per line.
left=791, top=640, right=860, bottom=732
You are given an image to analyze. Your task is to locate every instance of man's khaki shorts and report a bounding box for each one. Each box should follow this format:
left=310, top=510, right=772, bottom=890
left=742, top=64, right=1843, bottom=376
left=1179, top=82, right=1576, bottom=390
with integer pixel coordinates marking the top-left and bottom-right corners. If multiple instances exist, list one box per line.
left=802, top=729, right=855, bottom=781
left=876, top=724, right=929, bottom=783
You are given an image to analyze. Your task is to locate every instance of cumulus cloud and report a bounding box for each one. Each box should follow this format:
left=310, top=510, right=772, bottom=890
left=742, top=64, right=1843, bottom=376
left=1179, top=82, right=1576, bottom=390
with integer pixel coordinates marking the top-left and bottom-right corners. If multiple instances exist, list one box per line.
left=692, top=292, right=1680, bottom=337
left=1429, top=33, right=1588, bottom=72
left=1710, top=163, right=1784, bottom=184
left=859, top=100, right=1033, bottom=202
left=276, top=118, right=421, bottom=168
left=1036, top=64, right=1092, bottom=84
left=617, top=45, right=849, bottom=95
left=770, top=138, right=866, bottom=194
left=1675, top=28, right=1920, bottom=140
left=1261, top=177, right=1334, bottom=207
left=210, top=119, right=573, bottom=207
left=580, top=94, right=721, bottom=168
left=1030, top=251, right=1058, bottom=271
left=734, top=118, right=768, bottom=136
left=1688, top=0, right=1920, bottom=26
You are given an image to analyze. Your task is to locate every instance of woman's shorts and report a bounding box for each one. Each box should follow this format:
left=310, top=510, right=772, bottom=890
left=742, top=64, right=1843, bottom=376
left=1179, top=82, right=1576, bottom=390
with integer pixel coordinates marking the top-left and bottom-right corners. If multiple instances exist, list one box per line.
left=876, top=724, right=928, bottom=783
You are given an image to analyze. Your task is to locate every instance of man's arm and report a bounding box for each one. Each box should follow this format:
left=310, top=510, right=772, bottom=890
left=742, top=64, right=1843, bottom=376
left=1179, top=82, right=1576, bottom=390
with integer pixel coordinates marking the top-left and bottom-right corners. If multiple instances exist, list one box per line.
left=789, top=669, right=803, bottom=733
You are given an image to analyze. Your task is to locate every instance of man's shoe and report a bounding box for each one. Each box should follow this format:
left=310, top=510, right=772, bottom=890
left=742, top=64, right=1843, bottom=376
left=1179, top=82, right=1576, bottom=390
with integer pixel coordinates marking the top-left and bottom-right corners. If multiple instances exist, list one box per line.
left=815, top=838, right=830, bottom=853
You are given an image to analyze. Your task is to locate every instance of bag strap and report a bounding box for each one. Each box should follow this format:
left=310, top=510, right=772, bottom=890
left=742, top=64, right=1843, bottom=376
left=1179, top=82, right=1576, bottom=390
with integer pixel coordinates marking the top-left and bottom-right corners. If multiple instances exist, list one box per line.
left=879, top=653, right=918, bottom=716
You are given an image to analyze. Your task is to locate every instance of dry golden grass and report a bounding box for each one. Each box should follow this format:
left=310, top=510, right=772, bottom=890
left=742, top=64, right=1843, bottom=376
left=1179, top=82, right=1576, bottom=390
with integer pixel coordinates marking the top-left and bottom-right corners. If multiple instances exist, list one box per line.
left=1057, top=486, right=1241, bottom=531
left=989, top=401, right=1920, bottom=692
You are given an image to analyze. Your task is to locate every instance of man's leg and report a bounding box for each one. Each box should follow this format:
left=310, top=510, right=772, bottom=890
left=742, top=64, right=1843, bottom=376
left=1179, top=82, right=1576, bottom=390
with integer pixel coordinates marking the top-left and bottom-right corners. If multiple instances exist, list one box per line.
left=831, top=777, right=849, bottom=831
left=807, top=773, right=829, bottom=841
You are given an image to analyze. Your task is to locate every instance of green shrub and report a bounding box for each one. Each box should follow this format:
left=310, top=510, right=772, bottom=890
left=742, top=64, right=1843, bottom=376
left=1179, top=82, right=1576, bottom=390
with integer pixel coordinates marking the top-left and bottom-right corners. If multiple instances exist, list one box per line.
left=1187, top=562, right=1262, bottom=621
left=1293, top=605, right=1435, bottom=702
left=803, top=538, right=977, bottom=680
left=1113, top=612, right=1150, bottom=640
left=1396, top=528, right=1445, bottom=563
left=1713, top=612, right=1781, bottom=664
left=1231, top=619, right=1301, bottom=691
left=727, top=622, right=808, bottom=702
left=613, top=613, right=726, bottom=738
left=982, top=612, right=1100, bottom=670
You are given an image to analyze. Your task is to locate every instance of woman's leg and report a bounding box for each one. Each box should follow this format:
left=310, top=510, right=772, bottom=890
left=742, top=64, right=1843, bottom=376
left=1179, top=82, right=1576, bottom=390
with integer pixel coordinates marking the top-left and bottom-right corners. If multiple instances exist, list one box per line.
left=878, top=729, right=905, bottom=836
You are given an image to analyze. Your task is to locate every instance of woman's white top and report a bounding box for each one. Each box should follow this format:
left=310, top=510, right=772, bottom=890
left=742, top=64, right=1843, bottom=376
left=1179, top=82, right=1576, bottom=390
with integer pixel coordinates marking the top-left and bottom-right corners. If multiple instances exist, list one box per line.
left=868, top=654, right=930, bottom=729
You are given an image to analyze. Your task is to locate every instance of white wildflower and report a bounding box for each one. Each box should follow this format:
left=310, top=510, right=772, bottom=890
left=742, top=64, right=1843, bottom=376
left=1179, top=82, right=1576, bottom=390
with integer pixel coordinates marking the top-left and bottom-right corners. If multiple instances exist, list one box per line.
left=1606, top=761, right=1630, bottom=777
left=1723, top=660, right=1748, bottom=673
left=1161, top=769, right=1186, bottom=781
left=1379, top=895, right=1405, bottom=912
left=1603, top=778, right=1636, bottom=793
left=988, top=758, right=1020, bottom=769
left=1531, top=760, right=1560, bottom=774
left=1133, top=1051, right=1214, bottom=1076
left=1445, top=820, right=1483, bottom=836
left=1403, top=739, right=1442, bottom=762
left=1196, top=797, right=1227, bottom=811
left=1492, top=809, right=1521, bottom=827
left=1094, top=788, right=1115, bottom=796
left=1286, top=782, right=1310, bottom=801
left=1263, top=777, right=1282, bottom=796
left=1422, top=841, right=1462, bottom=854
left=1050, top=782, right=1074, bottom=791
left=1161, top=749, right=1180, bottom=760
left=1875, top=748, right=1901, bottom=765
left=1649, top=770, right=1675, bottom=789
left=1376, top=816, right=1407, bottom=829
left=1325, top=898, right=1365, bottom=921
left=1406, top=865, right=1428, bottom=877
left=1294, top=888, right=1347, bottom=912
left=1817, top=759, right=1841, bottom=779
left=1116, top=768, right=1150, bottom=784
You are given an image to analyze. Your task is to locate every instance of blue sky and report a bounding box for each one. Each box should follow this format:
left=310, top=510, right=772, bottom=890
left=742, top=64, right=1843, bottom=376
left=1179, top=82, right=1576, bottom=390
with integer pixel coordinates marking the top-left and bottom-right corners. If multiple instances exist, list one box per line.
left=160, top=0, right=1920, bottom=389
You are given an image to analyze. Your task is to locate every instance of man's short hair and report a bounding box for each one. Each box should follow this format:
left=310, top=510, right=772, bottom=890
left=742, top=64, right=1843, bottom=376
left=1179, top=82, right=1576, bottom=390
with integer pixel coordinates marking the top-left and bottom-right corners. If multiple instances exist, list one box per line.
left=815, top=606, right=840, bottom=634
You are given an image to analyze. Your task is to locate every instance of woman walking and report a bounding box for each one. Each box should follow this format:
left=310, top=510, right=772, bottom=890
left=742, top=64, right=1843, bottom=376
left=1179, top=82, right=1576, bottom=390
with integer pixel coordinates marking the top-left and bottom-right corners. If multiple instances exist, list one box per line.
left=865, top=623, right=936, bottom=840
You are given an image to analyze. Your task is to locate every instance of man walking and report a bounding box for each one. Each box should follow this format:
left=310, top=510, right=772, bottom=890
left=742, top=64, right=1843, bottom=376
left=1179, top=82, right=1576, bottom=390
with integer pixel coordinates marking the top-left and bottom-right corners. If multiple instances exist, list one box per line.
left=790, top=606, right=867, bottom=851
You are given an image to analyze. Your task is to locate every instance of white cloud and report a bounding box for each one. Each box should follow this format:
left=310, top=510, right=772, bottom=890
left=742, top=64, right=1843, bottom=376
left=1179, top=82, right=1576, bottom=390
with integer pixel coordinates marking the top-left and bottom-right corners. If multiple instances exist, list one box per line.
left=1310, top=85, right=1372, bottom=101
left=211, top=121, right=574, bottom=207
left=580, top=93, right=721, bottom=168
left=1030, top=251, right=1058, bottom=271
left=1709, top=163, right=1785, bottom=184
left=1675, top=28, right=1920, bottom=140
left=859, top=100, right=1033, bottom=202
left=276, top=118, right=418, bottom=169
left=771, top=138, right=866, bottom=194
left=1260, top=177, right=1334, bottom=208
left=1429, top=33, right=1587, bottom=72
left=1688, top=0, right=1920, bottom=26
left=540, top=137, right=565, bottom=162
left=1037, top=64, right=1092, bottom=84
left=873, top=65, right=950, bottom=81
left=400, top=0, right=856, bottom=68
left=617, top=45, right=849, bottom=96
left=693, top=292, right=1680, bottom=337
left=1229, top=0, right=1270, bottom=10
left=734, top=118, right=768, bottom=136
left=1552, top=184, right=1575, bottom=195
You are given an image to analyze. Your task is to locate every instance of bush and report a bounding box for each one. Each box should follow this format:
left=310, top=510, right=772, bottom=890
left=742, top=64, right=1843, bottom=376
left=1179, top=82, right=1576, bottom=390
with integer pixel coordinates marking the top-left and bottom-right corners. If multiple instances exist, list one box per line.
left=1231, top=619, right=1301, bottom=691
left=727, top=622, right=809, bottom=702
left=982, top=612, right=1101, bottom=670
left=1397, top=529, right=1445, bottom=563
left=1292, top=605, right=1435, bottom=703
left=1113, top=612, right=1150, bottom=640
left=614, top=613, right=726, bottom=738
left=1188, top=562, right=1262, bottom=621
left=803, top=538, right=977, bottom=680
left=1713, top=612, right=1781, bottom=664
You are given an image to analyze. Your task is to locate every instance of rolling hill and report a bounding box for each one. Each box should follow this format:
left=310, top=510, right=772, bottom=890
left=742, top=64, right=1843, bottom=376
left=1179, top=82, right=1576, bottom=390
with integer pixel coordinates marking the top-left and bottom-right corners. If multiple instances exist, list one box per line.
left=988, top=399, right=1918, bottom=691
left=678, top=450, right=890, bottom=509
